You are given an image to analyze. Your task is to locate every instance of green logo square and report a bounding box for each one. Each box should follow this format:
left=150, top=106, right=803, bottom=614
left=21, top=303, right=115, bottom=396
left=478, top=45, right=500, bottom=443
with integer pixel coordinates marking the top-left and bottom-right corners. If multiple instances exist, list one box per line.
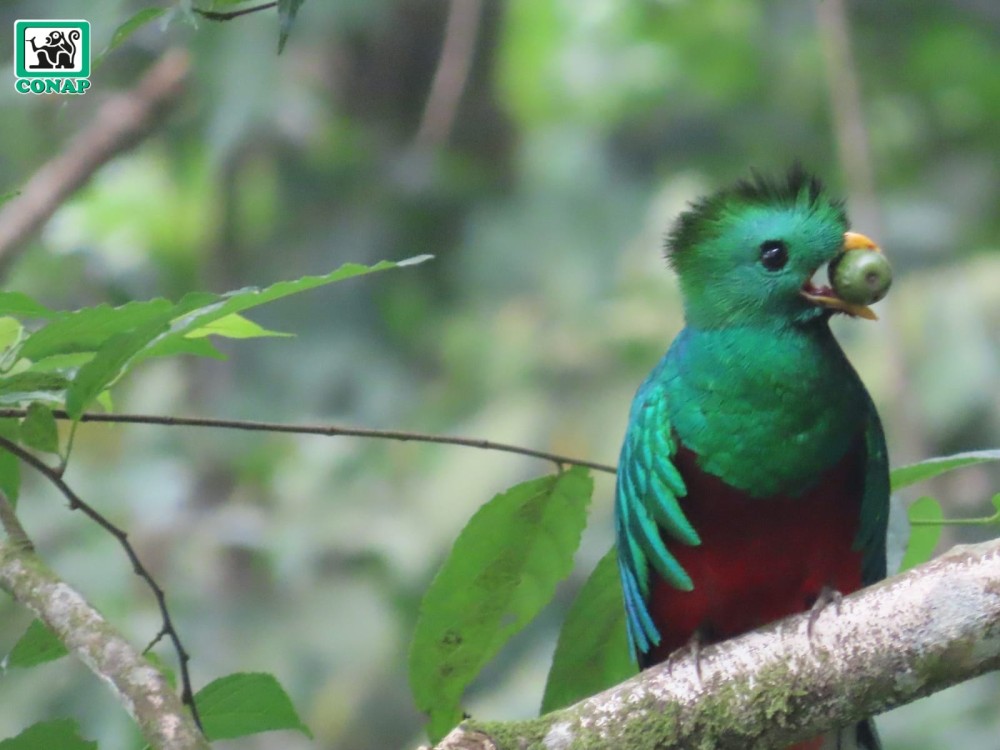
left=14, top=20, right=91, bottom=79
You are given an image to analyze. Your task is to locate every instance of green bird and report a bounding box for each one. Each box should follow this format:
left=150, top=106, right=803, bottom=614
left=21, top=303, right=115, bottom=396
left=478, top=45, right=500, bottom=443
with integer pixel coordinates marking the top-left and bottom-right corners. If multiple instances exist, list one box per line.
left=615, top=167, right=891, bottom=749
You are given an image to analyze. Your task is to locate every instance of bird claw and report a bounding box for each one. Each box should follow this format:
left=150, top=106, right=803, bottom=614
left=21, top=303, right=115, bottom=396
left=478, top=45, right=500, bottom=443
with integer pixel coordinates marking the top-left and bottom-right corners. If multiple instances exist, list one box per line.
left=807, top=586, right=843, bottom=647
left=667, top=630, right=706, bottom=687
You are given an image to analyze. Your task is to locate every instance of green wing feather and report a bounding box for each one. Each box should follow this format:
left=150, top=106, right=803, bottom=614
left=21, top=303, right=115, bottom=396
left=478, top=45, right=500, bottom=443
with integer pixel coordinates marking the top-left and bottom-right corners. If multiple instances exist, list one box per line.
left=615, top=377, right=701, bottom=660
left=855, top=395, right=890, bottom=584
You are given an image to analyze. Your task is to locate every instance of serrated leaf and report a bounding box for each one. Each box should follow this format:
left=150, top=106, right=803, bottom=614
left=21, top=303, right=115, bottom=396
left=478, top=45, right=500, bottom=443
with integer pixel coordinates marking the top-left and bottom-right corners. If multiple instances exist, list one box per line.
left=65, top=318, right=171, bottom=419
left=890, top=450, right=1000, bottom=491
left=409, top=467, right=593, bottom=742
left=277, top=0, right=307, bottom=53
left=195, top=672, right=312, bottom=741
left=19, top=299, right=174, bottom=361
left=185, top=313, right=290, bottom=340
left=0, top=419, right=21, bottom=505
left=4, top=619, right=68, bottom=670
left=99, top=6, right=168, bottom=61
left=20, top=403, right=59, bottom=454
left=129, top=257, right=431, bottom=370
left=25, top=258, right=431, bottom=417
left=0, top=719, right=94, bottom=749
left=140, top=336, right=225, bottom=361
left=541, top=547, right=635, bottom=713
left=23, top=352, right=95, bottom=374
left=0, top=293, right=53, bottom=319
left=170, top=257, right=432, bottom=336
left=899, top=497, right=944, bottom=572
left=0, top=372, right=69, bottom=407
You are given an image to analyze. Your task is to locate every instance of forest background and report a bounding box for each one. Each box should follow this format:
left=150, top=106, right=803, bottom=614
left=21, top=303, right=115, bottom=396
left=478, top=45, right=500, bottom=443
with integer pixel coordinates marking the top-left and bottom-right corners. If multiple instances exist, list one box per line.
left=0, top=1, right=998, bottom=748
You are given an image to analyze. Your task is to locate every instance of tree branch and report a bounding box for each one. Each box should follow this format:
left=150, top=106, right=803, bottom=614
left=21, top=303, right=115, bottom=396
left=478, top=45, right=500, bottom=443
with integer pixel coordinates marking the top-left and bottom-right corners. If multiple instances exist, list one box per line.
left=0, top=409, right=618, bottom=475
left=0, top=435, right=202, bottom=732
left=0, top=50, right=190, bottom=276
left=415, top=0, right=483, bottom=147
left=0, top=494, right=209, bottom=750
left=427, top=539, right=1000, bottom=749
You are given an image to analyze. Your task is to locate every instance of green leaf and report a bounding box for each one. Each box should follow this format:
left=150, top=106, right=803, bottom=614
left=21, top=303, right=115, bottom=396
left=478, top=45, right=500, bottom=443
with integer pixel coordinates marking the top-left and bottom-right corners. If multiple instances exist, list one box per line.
left=129, top=257, right=432, bottom=369
left=195, top=672, right=312, bottom=741
left=24, top=257, right=431, bottom=417
left=185, top=313, right=290, bottom=340
left=409, top=467, right=593, bottom=742
left=0, top=317, right=24, bottom=353
left=541, top=548, right=636, bottom=713
left=899, top=497, right=944, bottom=572
left=139, top=336, right=225, bottom=361
left=19, top=299, right=174, bottom=361
left=277, top=0, right=307, bottom=53
left=65, top=319, right=171, bottom=419
left=3, top=619, right=69, bottom=669
left=0, top=419, right=21, bottom=505
left=890, top=450, right=1000, bottom=491
left=169, top=257, right=432, bottom=338
left=0, top=373, right=69, bottom=406
left=99, top=6, right=168, bottom=61
left=0, top=719, right=95, bottom=749
left=23, top=352, right=95, bottom=374
left=96, top=390, right=114, bottom=412
left=0, top=292, right=53, bottom=319
left=19, top=403, right=59, bottom=455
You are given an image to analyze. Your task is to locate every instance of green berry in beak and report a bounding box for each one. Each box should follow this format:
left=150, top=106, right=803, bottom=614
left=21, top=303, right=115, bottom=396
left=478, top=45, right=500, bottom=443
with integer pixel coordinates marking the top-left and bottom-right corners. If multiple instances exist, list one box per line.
left=830, top=248, right=892, bottom=306
left=800, top=231, right=888, bottom=320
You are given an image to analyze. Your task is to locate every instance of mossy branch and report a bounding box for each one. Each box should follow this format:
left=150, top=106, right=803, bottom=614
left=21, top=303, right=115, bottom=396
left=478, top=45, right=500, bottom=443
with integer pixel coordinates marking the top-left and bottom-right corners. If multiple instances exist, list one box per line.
left=0, top=494, right=209, bottom=750
left=425, top=539, right=1000, bottom=749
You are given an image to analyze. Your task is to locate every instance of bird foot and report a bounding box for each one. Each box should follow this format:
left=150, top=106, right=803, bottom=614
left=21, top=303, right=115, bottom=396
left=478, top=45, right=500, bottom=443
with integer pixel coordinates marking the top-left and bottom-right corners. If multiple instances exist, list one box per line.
left=807, top=585, right=843, bottom=646
left=667, top=630, right=706, bottom=687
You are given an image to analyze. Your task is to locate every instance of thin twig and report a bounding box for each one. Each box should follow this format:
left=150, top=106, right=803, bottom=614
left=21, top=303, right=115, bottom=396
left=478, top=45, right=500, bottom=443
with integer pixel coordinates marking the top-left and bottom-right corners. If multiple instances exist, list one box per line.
left=0, top=409, right=618, bottom=475
left=415, top=0, right=483, bottom=147
left=193, top=1, right=277, bottom=21
left=0, top=435, right=203, bottom=731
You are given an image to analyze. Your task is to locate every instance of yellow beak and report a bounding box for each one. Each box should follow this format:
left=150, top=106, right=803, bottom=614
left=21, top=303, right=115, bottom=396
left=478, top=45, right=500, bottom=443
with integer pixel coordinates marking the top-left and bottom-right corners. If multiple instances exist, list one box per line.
left=842, top=231, right=881, bottom=253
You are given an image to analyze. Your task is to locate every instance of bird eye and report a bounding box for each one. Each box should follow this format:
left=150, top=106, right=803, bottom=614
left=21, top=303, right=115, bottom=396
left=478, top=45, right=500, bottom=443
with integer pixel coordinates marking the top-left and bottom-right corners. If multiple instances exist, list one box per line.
left=759, top=240, right=788, bottom=271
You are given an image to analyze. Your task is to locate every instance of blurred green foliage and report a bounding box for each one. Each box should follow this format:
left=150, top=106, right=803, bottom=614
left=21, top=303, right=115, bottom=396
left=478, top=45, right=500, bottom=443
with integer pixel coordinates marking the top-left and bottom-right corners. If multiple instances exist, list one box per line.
left=0, top=1, right=998, bottom=748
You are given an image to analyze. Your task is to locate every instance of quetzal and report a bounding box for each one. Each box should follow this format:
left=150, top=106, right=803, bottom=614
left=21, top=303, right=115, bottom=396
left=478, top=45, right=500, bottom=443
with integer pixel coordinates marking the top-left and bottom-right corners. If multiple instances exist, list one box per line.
left=614, top=167, right=890, bottom=750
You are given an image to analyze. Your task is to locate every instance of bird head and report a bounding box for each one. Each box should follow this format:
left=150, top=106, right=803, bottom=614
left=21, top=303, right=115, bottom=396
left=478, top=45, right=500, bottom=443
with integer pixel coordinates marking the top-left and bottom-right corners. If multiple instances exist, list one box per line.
left=666, top=167, right=885, bottom=329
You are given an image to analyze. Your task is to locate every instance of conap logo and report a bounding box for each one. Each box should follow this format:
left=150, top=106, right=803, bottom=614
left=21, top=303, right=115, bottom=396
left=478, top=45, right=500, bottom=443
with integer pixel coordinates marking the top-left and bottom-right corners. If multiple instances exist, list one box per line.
left=14, top=20, right=91, bottom=95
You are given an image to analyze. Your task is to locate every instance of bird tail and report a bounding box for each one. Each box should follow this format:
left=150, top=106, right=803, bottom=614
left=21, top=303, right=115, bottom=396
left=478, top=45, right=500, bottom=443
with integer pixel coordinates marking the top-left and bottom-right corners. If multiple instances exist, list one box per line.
left=791, top=719, right=881, bottom=750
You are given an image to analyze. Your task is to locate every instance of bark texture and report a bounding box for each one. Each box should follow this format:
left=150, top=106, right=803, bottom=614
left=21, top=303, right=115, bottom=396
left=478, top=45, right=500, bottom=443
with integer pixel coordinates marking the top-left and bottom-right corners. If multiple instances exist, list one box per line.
left=0, top=535, right=210, bottom=750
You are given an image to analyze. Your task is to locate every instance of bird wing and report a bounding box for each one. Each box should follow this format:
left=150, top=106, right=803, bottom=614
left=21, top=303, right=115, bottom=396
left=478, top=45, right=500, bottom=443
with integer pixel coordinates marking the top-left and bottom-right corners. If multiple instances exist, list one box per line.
left=615, top=379, right=701, bottom=661
left=855, top=395, right=890, bottom=585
